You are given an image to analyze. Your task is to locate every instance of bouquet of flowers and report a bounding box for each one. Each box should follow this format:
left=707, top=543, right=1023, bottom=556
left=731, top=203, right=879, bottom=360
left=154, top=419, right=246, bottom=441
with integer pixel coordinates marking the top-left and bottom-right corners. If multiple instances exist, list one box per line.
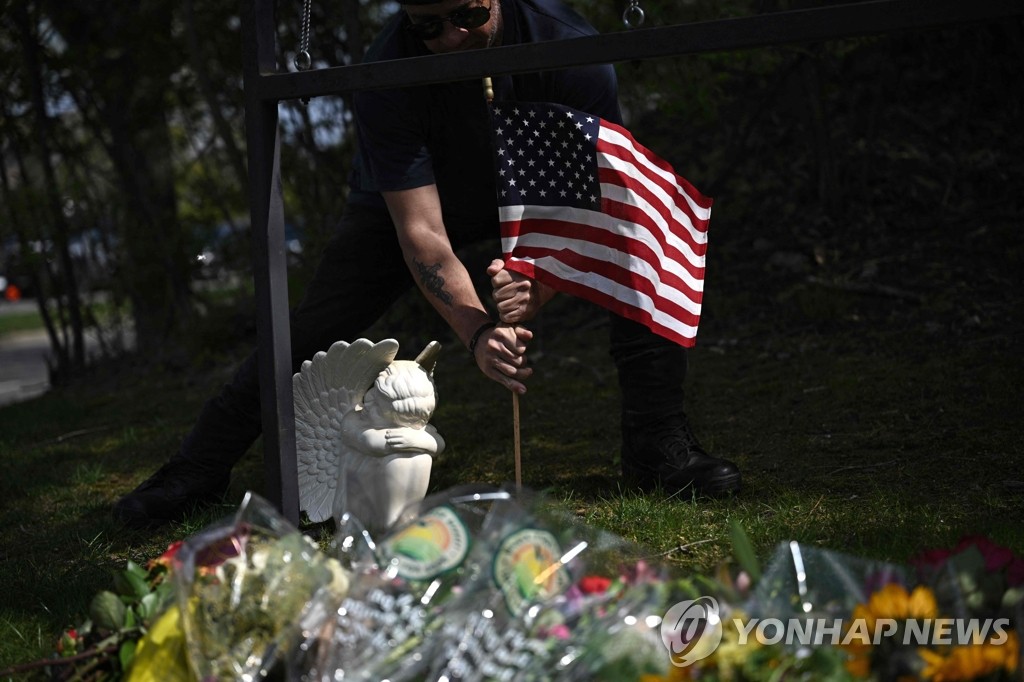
left=33, top=487, right=1024, bottom=682
left=672, top=532, right=1023, bottom=681
left=159, top=492, right=348, bottom=681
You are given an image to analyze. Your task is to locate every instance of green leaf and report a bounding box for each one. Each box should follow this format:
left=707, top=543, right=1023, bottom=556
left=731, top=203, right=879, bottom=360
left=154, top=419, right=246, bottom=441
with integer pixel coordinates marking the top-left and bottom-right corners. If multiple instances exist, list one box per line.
left=118, top=566, right=153, bottom=600
left=90, top=590, right=127, bottom=632
left=138, top=591, right=159, bottom=621
left=119, top=638, right=137, bottom=671
left=730, top=518, right=762, bottom=583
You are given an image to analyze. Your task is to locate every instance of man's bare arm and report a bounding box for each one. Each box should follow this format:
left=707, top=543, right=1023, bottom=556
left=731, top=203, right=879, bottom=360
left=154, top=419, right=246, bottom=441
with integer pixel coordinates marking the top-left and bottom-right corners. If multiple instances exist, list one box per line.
left=382, top=185, right=534, bottom=394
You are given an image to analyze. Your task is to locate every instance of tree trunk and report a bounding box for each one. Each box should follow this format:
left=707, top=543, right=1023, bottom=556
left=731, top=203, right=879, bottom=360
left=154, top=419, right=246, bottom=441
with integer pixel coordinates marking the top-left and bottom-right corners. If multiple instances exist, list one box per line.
left=13, top=2, right=87, bottom=375
left=43, top=0, right=194, bottom=352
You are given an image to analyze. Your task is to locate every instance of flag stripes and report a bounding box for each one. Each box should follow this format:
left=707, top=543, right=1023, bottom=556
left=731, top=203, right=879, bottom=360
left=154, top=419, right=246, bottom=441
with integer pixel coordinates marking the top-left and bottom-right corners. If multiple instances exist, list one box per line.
left=492, top=102, right=712, bottom=347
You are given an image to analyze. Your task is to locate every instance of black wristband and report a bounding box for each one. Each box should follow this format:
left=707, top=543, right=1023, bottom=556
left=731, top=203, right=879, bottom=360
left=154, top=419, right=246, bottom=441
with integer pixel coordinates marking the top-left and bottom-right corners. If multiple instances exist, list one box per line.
left=468, top=321, right=497, bottom=355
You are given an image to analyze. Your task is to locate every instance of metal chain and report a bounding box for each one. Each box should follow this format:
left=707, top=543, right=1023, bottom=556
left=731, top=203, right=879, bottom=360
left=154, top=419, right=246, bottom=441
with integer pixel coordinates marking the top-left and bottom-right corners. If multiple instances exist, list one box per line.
left=623, top=0, right=645, bottom=28
left=294, top=0, right=312, bottom=72
left=294, top=0, right=313, bottom=105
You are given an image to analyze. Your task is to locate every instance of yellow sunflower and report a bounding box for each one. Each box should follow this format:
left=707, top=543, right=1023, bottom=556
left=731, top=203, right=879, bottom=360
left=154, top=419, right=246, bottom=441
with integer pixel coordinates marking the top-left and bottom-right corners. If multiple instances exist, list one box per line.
left=842, top=583, right=940, bottom=677
left=919, top=630, right=1019, bottom=681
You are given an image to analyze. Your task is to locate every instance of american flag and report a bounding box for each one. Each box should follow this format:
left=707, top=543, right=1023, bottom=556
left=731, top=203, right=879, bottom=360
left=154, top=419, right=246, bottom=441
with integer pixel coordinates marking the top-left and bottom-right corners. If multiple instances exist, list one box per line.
left=491, top=102, right=712, bottom=348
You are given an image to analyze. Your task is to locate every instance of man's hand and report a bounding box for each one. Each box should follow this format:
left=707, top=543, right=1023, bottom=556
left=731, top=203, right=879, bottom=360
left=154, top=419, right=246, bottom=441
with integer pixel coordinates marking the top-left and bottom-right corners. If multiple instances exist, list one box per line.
left=487, top=259, right=555, bottom=324
left=473, top=323, right=534, bottom=394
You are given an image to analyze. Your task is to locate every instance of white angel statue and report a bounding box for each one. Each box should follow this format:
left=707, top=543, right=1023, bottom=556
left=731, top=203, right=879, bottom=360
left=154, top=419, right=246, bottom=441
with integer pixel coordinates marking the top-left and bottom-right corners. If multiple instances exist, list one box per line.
left=294, top=338, right=445, bottom=532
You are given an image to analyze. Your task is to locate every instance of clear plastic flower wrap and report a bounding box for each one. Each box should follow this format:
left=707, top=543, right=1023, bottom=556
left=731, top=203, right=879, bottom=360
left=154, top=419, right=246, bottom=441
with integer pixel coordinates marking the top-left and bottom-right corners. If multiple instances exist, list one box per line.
left=170, top=492, right=349, bottom=681
left=745, top=541, right=910, bottom=622
left=415, top=486, right=679, bottom=681
left=293, top=484, right=512, bottom=681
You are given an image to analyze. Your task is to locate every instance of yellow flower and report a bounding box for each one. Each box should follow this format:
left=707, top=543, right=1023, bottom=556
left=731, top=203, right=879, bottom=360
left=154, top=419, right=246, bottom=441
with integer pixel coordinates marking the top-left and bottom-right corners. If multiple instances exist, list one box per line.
left=861, top=583, right=939, bottom=628
left=842, top=583, right=940, bottom=678
left=712, top=611, right=761, bottom=681
left=919, top=630, right=1019, bottom=681
left=125, top=604, right=196, bottom=682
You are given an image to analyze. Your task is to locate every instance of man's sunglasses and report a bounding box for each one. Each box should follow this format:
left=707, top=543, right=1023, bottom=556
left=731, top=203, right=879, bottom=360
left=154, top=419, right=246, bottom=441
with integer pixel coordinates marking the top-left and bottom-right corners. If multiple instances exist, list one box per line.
left=404, top=3, right=491, bottom=40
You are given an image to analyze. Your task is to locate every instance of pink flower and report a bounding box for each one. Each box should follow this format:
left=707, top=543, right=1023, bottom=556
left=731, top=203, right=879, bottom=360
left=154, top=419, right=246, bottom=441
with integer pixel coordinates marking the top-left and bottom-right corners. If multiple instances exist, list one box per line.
left=547, top=624, right=571, bottom=640
left=621, top=559, right=660, bottom=585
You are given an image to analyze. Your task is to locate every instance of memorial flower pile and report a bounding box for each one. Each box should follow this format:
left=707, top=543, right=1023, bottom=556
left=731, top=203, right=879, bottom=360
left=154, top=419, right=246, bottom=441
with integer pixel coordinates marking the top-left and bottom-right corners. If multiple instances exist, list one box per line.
left=33, top=488, right=1024, bottom=681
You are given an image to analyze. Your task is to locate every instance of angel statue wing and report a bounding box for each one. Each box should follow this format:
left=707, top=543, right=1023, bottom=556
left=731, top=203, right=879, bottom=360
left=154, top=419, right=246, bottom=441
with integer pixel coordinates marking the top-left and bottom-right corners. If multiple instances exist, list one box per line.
left=293, top=338, right=400, bottom=523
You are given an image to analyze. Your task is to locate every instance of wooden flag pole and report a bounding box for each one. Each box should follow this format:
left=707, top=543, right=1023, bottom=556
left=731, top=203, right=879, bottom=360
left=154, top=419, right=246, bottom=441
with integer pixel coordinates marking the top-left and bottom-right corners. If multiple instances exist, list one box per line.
left=513, top=391, right=522, bottom=492
left=482, top=75, right=522, bottom=490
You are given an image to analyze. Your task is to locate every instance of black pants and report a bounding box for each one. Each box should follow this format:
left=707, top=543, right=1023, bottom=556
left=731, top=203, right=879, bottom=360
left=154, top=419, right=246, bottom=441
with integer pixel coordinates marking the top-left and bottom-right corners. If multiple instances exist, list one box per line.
left=177, top=203, right=688, bottom=466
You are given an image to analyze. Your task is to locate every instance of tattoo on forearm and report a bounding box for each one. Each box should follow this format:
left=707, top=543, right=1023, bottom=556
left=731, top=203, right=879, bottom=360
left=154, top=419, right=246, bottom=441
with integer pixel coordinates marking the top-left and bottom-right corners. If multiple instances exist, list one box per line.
left=414, top=258, right=454, bottom=307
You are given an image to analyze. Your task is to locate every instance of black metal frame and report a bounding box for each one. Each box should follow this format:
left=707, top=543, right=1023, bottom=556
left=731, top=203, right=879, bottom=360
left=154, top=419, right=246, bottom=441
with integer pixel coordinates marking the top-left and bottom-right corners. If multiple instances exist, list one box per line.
left=240, top=0, right=1023, bottom=523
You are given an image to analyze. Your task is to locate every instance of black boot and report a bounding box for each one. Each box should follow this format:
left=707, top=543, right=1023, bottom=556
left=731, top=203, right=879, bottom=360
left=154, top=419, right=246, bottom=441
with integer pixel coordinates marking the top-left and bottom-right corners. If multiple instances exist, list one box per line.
left=113, top=354, right=263, bottom=528
left=112, top=456, right=232, bottom=529
left=621, top=410, right=741, bottom=497
left=611, top=319, right=740, bottom=498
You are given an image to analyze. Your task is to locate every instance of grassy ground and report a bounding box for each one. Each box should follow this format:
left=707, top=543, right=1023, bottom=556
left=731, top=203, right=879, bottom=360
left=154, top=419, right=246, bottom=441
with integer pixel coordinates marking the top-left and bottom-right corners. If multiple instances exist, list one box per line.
left=1, top=208, right=1020, bottom=675
left=0, top=308, right=44, bottom=339
left=2, top=24, right=1021, bottom=678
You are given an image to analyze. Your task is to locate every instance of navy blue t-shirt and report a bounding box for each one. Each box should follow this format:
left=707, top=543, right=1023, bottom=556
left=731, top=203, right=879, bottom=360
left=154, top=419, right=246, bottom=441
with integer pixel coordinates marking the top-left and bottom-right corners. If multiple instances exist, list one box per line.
left=348, top=0, right=621, bottom=229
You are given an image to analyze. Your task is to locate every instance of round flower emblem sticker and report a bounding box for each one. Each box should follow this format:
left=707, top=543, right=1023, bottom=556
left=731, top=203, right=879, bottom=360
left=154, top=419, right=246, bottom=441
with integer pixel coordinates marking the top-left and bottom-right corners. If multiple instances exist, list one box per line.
left=660, top=596, right=724, bottom=667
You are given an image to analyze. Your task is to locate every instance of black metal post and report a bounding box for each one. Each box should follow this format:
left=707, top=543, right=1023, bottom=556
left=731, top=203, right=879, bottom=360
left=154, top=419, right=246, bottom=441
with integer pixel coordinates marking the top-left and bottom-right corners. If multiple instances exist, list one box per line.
left=251, top=0, right=1023, bottom=103
left=241, top=0, right=300, bottom=524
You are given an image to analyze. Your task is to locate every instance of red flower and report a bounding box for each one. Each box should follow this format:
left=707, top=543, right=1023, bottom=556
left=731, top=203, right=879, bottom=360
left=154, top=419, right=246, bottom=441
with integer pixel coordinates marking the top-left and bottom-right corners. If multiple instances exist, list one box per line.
left=910, top=547, right=954, bottom=572
left=147, top=540, right=184, bottom=572
left=56, top=628, right=78, bottom=655
left=579, top=575, right=613, bottom=594
left=956, top=536, right=1015, bottom=573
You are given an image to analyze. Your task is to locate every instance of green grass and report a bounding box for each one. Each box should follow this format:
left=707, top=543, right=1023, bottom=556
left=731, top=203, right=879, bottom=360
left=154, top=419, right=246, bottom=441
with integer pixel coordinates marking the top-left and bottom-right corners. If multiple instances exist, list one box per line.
left=0, top=309, right=44, bottom=339
left=1, top=232, right=1022, bottom=678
